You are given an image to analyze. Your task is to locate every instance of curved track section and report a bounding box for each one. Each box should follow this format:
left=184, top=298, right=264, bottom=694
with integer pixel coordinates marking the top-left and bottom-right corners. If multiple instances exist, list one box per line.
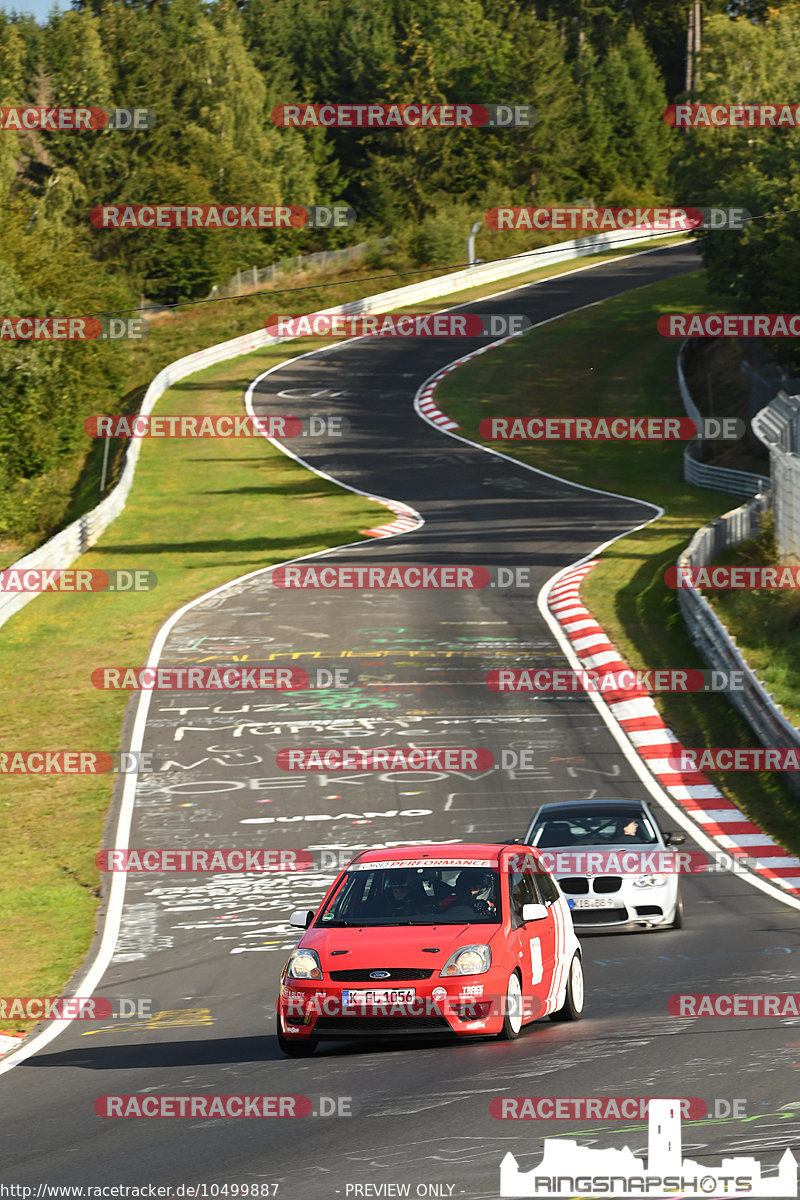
left=2, top=244, right=798, bottom=1200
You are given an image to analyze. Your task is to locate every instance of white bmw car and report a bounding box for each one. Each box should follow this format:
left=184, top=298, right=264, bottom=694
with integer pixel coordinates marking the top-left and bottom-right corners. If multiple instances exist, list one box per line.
left=524, top=798, right=685, bottom=932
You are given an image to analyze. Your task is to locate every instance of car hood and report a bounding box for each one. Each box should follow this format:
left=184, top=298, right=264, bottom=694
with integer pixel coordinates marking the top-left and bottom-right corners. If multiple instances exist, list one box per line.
left=302, top=923, right=501, bottom=970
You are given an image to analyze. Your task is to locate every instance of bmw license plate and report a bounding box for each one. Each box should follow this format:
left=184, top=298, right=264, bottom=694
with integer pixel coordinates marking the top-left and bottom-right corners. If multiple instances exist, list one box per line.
left=342, top=988, right=416, bottom=1006
left=573, top=897, right=615, bottom=909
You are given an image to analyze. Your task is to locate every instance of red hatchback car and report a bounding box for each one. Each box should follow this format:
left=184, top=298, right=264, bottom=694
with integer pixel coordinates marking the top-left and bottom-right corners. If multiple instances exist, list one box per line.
left=276, top=843, right=584, bottom=1055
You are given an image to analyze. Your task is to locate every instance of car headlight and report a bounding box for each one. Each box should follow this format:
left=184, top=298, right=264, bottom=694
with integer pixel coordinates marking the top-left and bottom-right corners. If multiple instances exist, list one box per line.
left=286, top=948, right=323, bottom=980
left=440, top=945, right=491, bottom=976
left=632, top=873, right=668, bottom=888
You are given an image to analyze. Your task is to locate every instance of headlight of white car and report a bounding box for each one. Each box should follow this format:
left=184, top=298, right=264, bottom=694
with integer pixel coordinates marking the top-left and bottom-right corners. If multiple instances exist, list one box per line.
left=286, top=948, right=323, bottom=980
left=440, top=945, right=491, bottom=976
left=632, top=873, right=668, bottom=888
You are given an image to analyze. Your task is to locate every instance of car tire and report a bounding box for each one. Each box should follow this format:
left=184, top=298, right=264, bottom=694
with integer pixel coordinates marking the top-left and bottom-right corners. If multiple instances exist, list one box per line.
left=276, top=1016, right=317, bottom=1057
left=498, top=971, right=524, bottom=1040
left=669, top=885, right=685, bottom=929
left=549, top=953, right=584, bottom=1022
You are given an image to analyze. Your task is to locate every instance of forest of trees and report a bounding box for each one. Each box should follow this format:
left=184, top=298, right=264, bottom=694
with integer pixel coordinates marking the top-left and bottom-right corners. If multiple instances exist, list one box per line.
left=0, top=0, right=799, bottom=542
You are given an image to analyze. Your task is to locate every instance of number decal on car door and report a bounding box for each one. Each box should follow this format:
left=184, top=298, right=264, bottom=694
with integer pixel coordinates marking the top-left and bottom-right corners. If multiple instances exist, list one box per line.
left=530, top=937, right=543, bottom=985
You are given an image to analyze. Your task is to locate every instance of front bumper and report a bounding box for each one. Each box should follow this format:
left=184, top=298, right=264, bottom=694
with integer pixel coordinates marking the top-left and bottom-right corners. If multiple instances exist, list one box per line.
left=277, top=972, right=542, bottom=1040
left=560, top=875, right=677, bottom=930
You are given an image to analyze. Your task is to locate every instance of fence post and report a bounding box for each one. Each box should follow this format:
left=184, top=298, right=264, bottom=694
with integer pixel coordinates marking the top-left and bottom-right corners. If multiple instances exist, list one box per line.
left=99, top=438, right=110, bottom=495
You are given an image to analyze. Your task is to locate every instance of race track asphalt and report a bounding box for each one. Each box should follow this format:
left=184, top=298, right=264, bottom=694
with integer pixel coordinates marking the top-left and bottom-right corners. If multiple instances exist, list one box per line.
left=2, top=242, right=798, bottom=1200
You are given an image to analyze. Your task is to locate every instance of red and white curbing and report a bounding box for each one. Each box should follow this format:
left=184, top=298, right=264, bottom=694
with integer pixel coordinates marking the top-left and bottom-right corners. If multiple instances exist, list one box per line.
left=414, top=338, right=520, bottom=432
left=417, top=371, right=462, bottom=431
left=363, top=498, right=421, bottom=538
left=549, top=562, right=800, bottom=893
left=0, top=1032, right=24, bottom=1056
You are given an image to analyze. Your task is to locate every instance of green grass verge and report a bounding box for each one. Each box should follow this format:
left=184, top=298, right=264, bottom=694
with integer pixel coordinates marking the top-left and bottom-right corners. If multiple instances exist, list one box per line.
left=435, top=269, right=800, bottom=857
left=706, top=514, right=800, bottom=730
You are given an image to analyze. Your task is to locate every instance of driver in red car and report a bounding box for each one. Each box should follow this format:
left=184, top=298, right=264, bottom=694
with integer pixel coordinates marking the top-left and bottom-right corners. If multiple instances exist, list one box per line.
left=437, top=868, right=497, bottom=915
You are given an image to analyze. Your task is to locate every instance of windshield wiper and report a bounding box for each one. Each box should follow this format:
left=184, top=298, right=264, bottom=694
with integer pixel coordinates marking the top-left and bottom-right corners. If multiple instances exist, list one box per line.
left=319, top=919, right=368, bottom=927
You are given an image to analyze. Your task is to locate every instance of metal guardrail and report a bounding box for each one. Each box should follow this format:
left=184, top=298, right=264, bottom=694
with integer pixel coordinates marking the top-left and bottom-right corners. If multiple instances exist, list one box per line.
left=675, top=343, right=800, bottom=791
left=752, top=390, right=800, bottom=448
left=678, top=341, right=770, bottom=497
left=739, top=354, right=800, bottom=454
left=683, top=452, right=770, bottom=497
left=677, top=492, right=800, bottom=795
left=752, top=391, right=800, bottom=562
left=0, top=223, right=680, bottom=633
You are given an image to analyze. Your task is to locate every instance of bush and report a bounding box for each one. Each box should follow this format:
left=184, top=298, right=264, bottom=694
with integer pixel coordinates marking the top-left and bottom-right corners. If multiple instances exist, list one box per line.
left=406, top=206, right=478, bottom=270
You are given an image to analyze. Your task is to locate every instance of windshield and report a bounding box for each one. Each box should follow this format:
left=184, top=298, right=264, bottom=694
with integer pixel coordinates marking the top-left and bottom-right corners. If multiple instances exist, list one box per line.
left=317, top=864, right=501, bottom=926
left=530, top=807, right=660, bottom=848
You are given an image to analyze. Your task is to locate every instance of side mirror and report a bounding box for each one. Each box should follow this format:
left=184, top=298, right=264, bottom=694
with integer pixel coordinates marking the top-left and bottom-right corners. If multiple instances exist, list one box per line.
left=289, top=908, right=314, bottom=929
left=522, top=902, right=548, bottom=923
left=665, top=832, right=686, bottom=846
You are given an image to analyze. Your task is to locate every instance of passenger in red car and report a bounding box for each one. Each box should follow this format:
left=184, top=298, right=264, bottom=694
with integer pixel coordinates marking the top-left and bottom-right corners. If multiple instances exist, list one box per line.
left=374, top=877, right=426, bottom=918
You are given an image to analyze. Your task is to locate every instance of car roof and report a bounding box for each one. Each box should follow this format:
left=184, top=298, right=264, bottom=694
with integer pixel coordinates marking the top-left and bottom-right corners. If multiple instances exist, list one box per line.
left=533, top=798, right=648, bottom=815
left=351, top=844, right=505, bottom=866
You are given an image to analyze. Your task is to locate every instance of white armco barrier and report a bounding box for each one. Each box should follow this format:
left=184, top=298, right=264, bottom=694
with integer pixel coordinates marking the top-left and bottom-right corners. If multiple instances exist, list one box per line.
left=0, top=225, right=678, bottom=631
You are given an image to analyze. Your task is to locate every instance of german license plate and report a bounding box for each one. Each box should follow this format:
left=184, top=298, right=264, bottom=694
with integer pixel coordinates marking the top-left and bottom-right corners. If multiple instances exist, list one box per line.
left=573, top=897, right=616, bottom=909
left=342, top=988, right=416, bottom=1006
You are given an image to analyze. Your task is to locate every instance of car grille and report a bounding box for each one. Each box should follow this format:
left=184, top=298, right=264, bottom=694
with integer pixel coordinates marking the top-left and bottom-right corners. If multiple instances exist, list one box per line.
left=328, top=968, right=434, bottom=982
left=558, top=876, right=622, bottom=894
left=572, top=907, right=629, bottom=925
left=634, top=905, right=663, bottom=917
left=314, top=1015, right=452, bottom=1035
left=594, top=877, right=623, bottom=893
left=558, top=878, right=589, bottom=894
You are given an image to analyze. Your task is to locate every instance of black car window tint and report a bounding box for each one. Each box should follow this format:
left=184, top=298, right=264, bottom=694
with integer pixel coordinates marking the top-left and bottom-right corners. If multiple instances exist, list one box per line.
left=509, top=865, right=538, bottom=927
left=533, top=870, right=559, bottom=906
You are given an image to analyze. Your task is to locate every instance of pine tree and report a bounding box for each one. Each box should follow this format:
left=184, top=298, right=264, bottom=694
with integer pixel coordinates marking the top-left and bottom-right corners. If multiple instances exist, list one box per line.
left=0, top=21, right=27, bottom=202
